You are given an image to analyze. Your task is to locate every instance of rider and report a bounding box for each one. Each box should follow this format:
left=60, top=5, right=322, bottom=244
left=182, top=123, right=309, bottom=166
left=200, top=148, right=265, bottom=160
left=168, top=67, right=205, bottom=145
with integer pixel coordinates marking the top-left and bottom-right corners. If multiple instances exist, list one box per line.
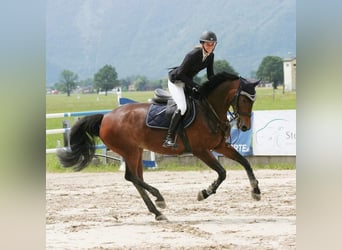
left=163, top=30, right=217, bottom=148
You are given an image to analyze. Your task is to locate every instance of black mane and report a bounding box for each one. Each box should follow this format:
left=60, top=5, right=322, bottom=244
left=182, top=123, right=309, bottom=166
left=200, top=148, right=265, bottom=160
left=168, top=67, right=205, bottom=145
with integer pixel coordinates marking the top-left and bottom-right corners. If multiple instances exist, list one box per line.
left=199, top=72, right=239, bottom=97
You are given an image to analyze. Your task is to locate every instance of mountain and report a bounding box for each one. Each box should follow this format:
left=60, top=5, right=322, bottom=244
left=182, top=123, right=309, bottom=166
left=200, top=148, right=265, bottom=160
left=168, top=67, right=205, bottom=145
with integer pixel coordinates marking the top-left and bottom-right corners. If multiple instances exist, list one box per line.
left=46, top=0, right=296, bottom=85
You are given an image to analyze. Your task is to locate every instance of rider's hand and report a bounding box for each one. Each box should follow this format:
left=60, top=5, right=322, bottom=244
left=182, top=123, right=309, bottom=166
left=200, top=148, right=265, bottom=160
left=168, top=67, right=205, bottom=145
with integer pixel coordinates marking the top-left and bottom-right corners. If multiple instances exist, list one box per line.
left=191, top=83, right=200, bottom=92
left=192, top=86, right=200, bottom=100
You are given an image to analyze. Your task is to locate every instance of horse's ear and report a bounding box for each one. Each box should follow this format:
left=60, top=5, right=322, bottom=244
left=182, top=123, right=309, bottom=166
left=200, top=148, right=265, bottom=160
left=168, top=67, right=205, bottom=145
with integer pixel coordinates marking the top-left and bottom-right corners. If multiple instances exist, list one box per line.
left=254, top=80, right=261, bottom=87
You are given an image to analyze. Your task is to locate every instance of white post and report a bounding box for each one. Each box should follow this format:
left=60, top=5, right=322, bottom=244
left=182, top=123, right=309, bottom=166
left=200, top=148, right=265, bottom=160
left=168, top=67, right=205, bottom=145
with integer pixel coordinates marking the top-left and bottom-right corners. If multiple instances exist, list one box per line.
left=119, top=157, right=125, bottom=171
left=116, top=87, right=126, bottom=171
left=103, top=148, right=107, bottom=165
left=116, top=87, right=122, bottom=105
left=151, top=151, right=157, bottom=168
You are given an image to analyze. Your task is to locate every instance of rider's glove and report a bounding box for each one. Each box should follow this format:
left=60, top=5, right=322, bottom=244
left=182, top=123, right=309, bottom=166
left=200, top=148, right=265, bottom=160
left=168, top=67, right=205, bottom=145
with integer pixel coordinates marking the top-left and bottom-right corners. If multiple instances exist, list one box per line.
left=192, top=85, right=200, bottom=100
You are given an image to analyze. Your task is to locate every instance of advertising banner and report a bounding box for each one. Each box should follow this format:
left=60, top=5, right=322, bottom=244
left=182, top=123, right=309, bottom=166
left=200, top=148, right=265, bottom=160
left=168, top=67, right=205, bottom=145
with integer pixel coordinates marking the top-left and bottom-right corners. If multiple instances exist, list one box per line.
left=252, top=110, right=296, bottom=155
left=227, top=113, right=254, bottom=156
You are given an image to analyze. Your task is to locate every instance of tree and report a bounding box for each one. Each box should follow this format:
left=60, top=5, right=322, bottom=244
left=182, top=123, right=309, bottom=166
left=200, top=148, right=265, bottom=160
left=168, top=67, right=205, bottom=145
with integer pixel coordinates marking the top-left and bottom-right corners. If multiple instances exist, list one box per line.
left=133, top=75, right=149, bottom=91
left=119, top=77, right=132, bottom=91
left=214, top=59, right=238, bottom=75
left=256, top=56, right=284, bottom=89
left=197, top=59, right=238, bottom=84
left=94, top=65, right=119, bottom=95
left=60, top=69, right=78, bottom=96
left=78, top=77, right=94, bottom=87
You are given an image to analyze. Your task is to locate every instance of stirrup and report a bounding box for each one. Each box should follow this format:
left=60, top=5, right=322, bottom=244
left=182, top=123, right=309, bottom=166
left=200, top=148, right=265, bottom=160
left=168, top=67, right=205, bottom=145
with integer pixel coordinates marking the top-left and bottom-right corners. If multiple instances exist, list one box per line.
left=163, top=138, right=178, bottom=148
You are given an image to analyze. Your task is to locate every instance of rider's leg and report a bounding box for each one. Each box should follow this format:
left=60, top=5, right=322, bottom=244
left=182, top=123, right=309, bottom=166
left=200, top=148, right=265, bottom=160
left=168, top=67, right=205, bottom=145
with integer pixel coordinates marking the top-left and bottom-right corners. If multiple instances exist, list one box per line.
left=163, top=80, right=187, bottom=148
left=163, top=109, right=182, bottom=147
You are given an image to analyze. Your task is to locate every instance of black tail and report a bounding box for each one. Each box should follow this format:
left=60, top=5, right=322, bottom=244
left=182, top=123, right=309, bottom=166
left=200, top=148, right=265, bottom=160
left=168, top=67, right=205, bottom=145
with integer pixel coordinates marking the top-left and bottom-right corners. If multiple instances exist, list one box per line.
left=57, top=114, right=104, bottom=171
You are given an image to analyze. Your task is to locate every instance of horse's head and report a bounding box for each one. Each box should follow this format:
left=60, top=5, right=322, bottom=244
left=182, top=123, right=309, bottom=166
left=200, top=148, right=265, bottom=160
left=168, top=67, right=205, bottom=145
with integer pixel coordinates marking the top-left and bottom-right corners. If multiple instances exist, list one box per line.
left=200, top=72, right=259, bottom=132
left=230, top=77, right=260, bottom=131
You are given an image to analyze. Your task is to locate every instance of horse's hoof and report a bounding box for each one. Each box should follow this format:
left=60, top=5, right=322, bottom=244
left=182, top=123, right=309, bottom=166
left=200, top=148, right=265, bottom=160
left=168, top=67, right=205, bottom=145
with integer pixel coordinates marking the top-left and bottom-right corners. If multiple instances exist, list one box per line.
left=155, top=200, right=166, bottom=209
left=197, top=189, right=210, bottom=201
left=197, top=191, right=204, bottom=201
left=155, top=214, right=168, bottom=221
left=251, top=191, right=261, bottom=201
left=197, top=190, right=205, bottom=201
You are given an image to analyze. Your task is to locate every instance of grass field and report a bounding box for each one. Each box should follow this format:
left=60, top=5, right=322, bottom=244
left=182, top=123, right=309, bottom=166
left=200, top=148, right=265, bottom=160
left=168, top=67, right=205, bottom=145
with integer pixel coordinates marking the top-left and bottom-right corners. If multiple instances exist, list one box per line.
left=46, top=87, right=296, bottom=113
left=46, top=87, right=296, bottom=172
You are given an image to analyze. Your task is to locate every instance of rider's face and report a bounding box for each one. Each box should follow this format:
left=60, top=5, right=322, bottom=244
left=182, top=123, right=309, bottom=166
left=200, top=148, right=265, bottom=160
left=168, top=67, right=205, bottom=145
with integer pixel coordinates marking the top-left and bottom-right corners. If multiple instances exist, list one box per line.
left=203, top=42, right=216, bottom=54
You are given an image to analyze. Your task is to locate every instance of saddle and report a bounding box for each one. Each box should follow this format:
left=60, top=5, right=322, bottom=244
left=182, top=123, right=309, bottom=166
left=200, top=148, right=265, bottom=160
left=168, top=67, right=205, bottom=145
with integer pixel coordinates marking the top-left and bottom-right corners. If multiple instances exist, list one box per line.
left=146, top=88, right=196, bottom=129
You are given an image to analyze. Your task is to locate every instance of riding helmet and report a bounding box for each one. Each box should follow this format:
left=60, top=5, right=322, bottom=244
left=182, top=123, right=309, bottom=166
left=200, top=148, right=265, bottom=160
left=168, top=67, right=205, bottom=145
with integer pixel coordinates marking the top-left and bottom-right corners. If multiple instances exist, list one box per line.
left=199, top=31, right=217, bottom=43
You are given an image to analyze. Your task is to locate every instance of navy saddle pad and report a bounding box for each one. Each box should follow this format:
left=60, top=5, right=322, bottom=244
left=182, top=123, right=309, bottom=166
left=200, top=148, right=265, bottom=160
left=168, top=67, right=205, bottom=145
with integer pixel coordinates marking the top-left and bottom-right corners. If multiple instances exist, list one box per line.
left=146, top=102, right=196, bottom=129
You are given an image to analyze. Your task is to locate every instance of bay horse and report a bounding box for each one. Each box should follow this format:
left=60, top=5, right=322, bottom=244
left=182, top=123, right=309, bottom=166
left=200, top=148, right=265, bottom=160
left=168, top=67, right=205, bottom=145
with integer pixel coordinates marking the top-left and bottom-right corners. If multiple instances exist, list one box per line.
left=57, top=72, right=261, bottom=221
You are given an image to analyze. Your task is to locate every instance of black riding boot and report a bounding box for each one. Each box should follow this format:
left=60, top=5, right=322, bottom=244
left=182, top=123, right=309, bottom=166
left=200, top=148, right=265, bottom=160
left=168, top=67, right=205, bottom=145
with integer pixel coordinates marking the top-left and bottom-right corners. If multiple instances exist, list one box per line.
left=163, top=109, right=182, bottom=148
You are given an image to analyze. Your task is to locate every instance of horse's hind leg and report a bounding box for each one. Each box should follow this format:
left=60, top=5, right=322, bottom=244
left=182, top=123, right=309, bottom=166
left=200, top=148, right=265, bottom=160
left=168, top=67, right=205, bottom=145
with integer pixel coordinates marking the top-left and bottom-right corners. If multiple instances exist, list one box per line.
left=125, top=167, right=167, bottom=221
left=215, top=144, right=261, bottom=200
left=133, top=183, right=168, bottom=221
left=123, top=149, right=167, bottom=221
left=136, top=148, right=166, bottom=208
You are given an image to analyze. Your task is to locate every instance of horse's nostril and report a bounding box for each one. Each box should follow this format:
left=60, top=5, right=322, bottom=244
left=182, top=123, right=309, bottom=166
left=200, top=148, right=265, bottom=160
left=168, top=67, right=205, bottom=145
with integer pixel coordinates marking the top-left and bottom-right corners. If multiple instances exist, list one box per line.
left=241, top=126, right=248, bottom=132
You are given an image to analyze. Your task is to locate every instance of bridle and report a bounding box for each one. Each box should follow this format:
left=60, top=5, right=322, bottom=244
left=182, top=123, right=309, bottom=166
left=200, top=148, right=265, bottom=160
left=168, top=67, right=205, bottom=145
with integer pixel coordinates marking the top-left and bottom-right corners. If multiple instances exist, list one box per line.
left=201, top=79, right=256, bottom=139
left=228, top=84, right=256, bottom=121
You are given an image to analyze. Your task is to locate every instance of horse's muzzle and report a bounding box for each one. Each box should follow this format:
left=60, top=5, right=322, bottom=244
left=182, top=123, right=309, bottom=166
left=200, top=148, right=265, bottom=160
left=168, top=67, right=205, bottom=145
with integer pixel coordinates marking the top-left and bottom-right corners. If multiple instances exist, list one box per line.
left=240, top=125, right=249, bottom=132
left=238, top=119, right=250, bottom=132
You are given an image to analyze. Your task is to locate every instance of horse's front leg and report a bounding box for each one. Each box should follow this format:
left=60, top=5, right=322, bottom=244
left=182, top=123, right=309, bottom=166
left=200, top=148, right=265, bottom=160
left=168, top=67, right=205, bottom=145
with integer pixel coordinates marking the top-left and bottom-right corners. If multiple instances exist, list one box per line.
left=215, top=143, right=261, bottom=201
left=194, top=150, right=226, bottom=201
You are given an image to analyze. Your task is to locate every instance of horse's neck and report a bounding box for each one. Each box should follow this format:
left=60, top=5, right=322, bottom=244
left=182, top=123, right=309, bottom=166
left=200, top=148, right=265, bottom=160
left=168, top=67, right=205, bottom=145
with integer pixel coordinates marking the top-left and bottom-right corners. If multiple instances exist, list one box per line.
left=207, top=81, right=236, bottom=120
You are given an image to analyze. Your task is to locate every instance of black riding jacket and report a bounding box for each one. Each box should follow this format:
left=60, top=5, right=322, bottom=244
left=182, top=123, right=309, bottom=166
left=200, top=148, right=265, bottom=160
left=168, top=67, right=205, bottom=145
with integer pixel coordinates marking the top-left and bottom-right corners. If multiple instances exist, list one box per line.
left=169, top=47, right=214, bottom=89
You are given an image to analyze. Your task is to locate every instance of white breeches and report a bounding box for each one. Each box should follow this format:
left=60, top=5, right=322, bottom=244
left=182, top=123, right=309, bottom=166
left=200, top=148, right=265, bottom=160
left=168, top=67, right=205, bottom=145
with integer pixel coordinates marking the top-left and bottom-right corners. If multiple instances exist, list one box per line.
left=167, top=79, right=187, bottom=115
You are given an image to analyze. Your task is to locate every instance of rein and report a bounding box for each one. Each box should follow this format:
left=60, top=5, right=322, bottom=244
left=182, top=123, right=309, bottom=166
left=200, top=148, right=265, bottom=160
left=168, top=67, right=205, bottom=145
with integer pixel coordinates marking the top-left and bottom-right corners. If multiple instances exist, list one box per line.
left=202, top=97, right=229, bottom=138
left=227, top=84, right=242, bottom=121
